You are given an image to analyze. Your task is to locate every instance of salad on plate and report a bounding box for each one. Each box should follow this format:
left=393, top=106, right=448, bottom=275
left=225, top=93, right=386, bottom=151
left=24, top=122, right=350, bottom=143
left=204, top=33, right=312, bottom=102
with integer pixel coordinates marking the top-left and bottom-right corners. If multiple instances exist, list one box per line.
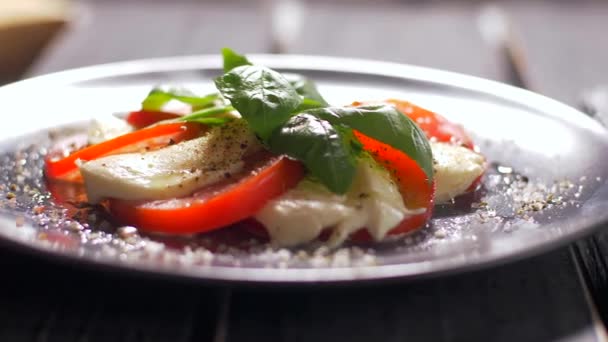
left=44, top=49, right=486, bottom=248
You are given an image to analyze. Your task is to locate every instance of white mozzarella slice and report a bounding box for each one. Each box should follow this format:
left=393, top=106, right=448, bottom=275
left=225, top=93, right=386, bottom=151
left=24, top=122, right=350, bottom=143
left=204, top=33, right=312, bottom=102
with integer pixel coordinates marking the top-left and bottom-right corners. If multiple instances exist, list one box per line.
left=87, top=117, right=134, bottom=145
left=431, top=142, right=485, bottom=203
left=80, top=119, right=262, bottom=203
left=255, top=158, right=424, bottom=247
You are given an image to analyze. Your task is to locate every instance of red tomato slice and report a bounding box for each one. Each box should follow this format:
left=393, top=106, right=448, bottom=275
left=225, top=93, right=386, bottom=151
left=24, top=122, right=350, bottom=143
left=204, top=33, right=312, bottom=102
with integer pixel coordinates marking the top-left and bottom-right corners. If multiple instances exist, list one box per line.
left=45, top=122, right=202, bottom=182
left=108, top=154, right=305, bottom=234
left=126, top=111, right=181, bottom=129
left=356, top=98, right=483, bottom=194
left=349, top=131, right=435, bottom=241
left=353, top=99, right=475, bottom=149
left=380, top=99, right=484, bottom=192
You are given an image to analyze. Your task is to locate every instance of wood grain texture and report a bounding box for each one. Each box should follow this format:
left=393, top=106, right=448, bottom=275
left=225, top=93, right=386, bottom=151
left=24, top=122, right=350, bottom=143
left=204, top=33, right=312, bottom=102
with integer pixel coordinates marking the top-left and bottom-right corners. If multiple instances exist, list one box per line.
left=227, top=251, right=597, bottom=342
left=573, top=238, right=608, bottom=324
left=0, top=247, right=223, bottom=342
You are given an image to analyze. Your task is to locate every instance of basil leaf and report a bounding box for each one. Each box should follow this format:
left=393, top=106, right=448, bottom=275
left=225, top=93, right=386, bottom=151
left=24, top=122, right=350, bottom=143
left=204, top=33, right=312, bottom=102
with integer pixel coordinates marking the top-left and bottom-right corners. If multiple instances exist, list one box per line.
left=306, top=105, right=434, bottom=182
left=186, top=117, right=233, bottom=126
left=288, top=75, right=329, bottom=106
left=215, top=65, right=302, bottom=140
left=179, top=105, right=234, bottom=122
left=294, top=98, right=326, bottom=112
left=268, top=114, right=357, bottom=194
left=221, top=48, right=252, bottom=73
left=142, top=87, right=218, bottom=111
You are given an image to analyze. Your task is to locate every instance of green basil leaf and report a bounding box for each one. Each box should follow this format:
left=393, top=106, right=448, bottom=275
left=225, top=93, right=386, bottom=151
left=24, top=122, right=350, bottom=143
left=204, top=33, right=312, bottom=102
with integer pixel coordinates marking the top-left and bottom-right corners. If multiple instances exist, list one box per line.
left=268, top=114, right=357, bottom=194
left=294, top=98, right=326, bottom=112
left=221, top=48, right=252, bottom=73
left=179, top=105, right=235, bottom=122
left=288, top=74, right=329, bottom=106
left=306, top=105, right=434, bottom=182
left=142, top=87, right=218, bottom=111
left=186, top=116, right=233, bottom=126
left=215, top=65, right=302, bottom=140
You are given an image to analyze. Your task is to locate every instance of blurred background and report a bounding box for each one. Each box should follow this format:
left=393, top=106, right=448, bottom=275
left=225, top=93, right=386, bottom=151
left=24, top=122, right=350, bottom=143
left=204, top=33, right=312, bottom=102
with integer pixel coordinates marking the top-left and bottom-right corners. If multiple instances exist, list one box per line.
left=1, top=0, right=607, bottom=105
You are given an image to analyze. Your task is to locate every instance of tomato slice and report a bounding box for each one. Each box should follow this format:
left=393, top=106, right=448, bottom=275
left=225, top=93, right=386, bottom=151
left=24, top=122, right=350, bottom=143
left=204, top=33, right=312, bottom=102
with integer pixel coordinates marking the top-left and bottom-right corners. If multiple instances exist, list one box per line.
left=108, top=154, right=305, bottom=234
left=356, top=98, right=484, bottom=194
left=45, top=122, right=202, bottom=182
left=126, top=111, right=181, bottom=129
left=349, top=131, right=435, bottom=241
left=379, top=99, right=484, bottom=192
left=353, top=99, right=475, bottom=149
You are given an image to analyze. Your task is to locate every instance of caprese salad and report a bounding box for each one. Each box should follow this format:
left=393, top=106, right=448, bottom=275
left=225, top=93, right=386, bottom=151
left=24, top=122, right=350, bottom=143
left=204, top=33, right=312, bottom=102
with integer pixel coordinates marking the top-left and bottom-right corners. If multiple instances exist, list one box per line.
left=44, top=49, right=486, bottom=247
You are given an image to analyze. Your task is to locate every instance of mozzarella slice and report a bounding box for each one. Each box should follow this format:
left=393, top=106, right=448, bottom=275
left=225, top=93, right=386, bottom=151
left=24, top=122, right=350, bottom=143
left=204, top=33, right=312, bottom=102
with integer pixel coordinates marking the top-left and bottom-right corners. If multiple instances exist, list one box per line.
left=255, top=143, right=485, bottom=247
left=255, top=158, right=424, bottom=247
left=432, top=142, right=485, bottom=203
left=87, top=117, right=134, bottom=145
left=80, top=119, right=262, bottom=203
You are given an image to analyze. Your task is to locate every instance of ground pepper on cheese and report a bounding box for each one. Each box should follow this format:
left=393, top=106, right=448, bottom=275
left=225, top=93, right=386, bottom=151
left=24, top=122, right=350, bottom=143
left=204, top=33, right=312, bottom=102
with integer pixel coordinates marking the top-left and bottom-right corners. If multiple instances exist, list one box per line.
left=431, top=142, right=485, bottom=203
left=79, top=119, right=263, bottom=203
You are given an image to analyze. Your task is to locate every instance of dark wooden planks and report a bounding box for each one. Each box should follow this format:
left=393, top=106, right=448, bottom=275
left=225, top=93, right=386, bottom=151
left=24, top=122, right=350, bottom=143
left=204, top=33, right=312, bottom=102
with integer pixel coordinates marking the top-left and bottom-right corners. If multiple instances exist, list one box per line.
left=574, top=232, right=608, bottom=325
left=0, top=248, right=223, bottom=342
left=227, top=250, right=597, bottom=342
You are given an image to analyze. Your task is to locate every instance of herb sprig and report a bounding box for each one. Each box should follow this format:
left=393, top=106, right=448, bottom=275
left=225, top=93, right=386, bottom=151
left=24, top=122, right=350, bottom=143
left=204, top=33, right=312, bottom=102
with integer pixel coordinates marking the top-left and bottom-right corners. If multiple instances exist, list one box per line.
left=137, top=48, right=433, bottom=194
left=215, top=48, right=433, bottom=193
left=141, top=87, right=219, bottom=112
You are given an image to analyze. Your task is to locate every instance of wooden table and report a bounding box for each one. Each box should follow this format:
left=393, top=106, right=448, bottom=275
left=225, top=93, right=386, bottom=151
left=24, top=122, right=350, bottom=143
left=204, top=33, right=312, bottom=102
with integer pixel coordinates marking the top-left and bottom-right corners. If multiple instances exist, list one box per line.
left=2, top=1, right=608, bottom=341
